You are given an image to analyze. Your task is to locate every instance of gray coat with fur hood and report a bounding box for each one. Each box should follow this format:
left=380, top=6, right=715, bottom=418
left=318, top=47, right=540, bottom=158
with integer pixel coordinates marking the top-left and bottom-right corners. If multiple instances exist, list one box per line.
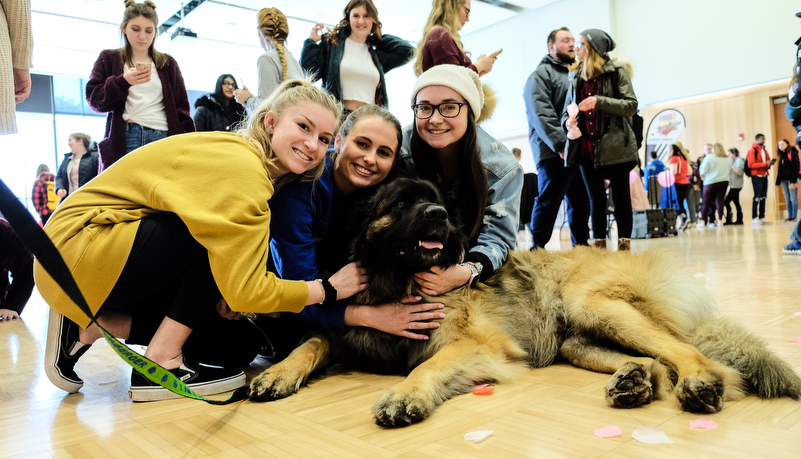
left=562, top=57, right=638, bottom=168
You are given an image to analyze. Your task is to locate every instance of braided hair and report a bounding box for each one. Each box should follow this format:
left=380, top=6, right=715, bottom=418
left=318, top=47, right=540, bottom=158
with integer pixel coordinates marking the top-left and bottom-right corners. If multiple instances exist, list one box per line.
left=257, top=8, right=290, bottom=82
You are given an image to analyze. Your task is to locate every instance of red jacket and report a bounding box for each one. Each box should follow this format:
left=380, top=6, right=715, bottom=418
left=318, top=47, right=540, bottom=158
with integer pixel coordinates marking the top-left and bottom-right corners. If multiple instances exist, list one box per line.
left=31, top=172, right=55, bottom=217
left=746, top=143, right=771, bottom=177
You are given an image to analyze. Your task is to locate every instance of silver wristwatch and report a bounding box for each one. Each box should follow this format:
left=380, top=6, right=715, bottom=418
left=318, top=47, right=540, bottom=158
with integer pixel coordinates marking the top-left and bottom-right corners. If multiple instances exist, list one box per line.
left=460, top=261, right=483, bottom=285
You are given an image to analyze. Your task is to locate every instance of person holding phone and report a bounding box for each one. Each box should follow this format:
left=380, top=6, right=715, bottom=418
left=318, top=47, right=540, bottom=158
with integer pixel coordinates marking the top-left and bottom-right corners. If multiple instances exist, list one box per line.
left=86, top=0, right=194, bottom=172
left=414, top=0, right=501, bottom=76
left=300, top=0, right=414, bottom=113
left=747, top=133, right=775, bottom=225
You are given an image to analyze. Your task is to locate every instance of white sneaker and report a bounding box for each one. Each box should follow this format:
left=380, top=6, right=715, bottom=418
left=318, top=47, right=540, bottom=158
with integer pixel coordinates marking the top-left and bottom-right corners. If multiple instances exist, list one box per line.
left=760, top=218, right=773, bottom=225
left=709, top=221, right=715, bottom=227
left=752, top=220, right=763, bottom=227
left=696, top=222, right=705, bottom=229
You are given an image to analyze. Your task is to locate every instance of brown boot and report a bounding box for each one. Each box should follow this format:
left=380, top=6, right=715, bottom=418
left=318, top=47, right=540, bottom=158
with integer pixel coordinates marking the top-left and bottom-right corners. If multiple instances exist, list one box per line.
left=617, top=238, right=631, bottom=251
left=592, top=239, right=607, bottom=249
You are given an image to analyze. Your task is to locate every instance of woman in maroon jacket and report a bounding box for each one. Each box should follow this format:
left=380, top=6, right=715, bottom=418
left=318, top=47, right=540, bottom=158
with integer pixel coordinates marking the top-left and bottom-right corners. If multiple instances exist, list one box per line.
left=413, top=0, right=501, bottom=76
left=86, top=1, right=194, bottom=172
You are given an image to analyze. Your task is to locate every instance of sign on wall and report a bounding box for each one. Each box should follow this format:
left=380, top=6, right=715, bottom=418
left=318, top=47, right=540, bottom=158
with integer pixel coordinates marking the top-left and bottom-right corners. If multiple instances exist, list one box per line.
left=645, top=109, right=686, bottom=160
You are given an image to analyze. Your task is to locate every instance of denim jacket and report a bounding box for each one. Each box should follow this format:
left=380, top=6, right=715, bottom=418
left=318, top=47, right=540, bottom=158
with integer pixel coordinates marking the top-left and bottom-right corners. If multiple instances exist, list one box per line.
left=398, top=125, right=523, bottom=280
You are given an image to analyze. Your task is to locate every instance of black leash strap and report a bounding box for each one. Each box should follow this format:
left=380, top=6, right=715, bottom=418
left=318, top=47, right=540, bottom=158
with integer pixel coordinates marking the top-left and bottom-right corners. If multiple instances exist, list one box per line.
left=0, top=178, right=247, bottom=404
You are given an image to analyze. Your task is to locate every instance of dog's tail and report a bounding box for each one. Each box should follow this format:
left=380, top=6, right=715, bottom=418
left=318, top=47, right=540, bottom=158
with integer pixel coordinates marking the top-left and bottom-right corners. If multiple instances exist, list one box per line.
left=691, top=316, right=801, bottom=400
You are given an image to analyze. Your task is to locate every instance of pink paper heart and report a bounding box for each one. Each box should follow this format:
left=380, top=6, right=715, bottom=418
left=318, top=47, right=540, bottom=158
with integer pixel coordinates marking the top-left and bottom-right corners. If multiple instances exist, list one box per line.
left=690, top=418, right=718, bottom=429
left=794, top=312, right=801, bottom=316
left=594, top=426, right=623, bottom=438
left=791, top=337, right=801, bottom=343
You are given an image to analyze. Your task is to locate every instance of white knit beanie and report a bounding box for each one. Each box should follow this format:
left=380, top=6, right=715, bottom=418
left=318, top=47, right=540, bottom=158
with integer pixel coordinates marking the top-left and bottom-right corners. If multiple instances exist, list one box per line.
left=411, top=65, right=484, bottom=122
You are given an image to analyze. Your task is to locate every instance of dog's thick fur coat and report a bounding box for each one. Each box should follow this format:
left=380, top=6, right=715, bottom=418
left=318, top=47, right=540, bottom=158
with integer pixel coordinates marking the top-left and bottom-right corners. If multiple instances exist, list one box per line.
left=250, top=178, right=801, bottom=426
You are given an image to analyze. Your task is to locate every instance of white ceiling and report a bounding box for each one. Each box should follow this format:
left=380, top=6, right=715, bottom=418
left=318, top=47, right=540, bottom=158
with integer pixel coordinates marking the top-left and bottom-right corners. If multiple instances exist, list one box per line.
left=31, top=0, right=560, bottom=90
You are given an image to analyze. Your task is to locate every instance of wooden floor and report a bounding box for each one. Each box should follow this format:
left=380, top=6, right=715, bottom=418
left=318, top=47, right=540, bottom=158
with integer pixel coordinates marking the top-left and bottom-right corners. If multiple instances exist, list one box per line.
left=2, top=221, right=801, bottom=458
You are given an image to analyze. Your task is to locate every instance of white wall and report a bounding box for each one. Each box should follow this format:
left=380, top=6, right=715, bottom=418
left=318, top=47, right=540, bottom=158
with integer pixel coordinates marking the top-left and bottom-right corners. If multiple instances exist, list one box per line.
left=611, top=0, right=799, bottom=107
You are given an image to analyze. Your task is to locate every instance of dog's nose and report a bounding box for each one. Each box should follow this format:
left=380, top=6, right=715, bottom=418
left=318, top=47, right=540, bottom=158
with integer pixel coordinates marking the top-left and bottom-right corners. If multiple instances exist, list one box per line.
left=423, top=205, right=448, bottom=221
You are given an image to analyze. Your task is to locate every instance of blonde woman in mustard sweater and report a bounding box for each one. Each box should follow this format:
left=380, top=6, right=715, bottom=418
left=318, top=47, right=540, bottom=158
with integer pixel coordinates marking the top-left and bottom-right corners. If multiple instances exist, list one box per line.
left=37, top=80, right=368, bottom=401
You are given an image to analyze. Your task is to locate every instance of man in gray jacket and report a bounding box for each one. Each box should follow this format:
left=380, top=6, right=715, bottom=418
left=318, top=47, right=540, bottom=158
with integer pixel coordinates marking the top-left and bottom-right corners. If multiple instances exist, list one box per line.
left=523, top=27, right=589, bottom=249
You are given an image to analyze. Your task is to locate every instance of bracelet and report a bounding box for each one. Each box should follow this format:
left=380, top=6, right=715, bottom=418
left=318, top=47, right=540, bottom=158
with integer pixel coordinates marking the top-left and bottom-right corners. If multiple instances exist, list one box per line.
left=315, top=279, right=325, bottom=304
left=317, top=272, right=339, bottom=307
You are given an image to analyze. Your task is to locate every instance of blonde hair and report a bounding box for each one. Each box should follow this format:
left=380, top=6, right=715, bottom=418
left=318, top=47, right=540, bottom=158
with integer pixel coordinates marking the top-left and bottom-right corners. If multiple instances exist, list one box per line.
left=570, top=36, right=605, bottom=81
left=70, top=133, right=92, bottom=150
left=791, top=62, right=798, bottom=88
left=330, top=0, right=383, bottom=46
left=414, top=0, right=467, bottom=76
left=119, top=1, right=166, bottom=69
left=237, top=79, right=342, bottom=189
left=712, top=143, right=727, bottom=158
left=257, top=8, right=290, bottom=82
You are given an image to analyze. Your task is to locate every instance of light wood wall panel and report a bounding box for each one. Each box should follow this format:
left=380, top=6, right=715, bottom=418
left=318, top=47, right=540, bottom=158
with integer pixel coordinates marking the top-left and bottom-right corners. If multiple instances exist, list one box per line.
left=640, top=80, right=791, bottom=220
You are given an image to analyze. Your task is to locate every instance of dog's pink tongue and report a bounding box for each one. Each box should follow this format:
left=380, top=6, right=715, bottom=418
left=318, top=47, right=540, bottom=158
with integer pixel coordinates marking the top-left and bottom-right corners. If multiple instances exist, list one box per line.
left=419, top=241, right=444, bottom=250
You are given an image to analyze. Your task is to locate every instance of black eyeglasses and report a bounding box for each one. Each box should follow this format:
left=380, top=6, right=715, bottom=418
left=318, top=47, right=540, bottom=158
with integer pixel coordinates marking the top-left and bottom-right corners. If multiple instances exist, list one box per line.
left=412, top=102, right=468, bottom=119
left=222, top=82, right=236, bottom=88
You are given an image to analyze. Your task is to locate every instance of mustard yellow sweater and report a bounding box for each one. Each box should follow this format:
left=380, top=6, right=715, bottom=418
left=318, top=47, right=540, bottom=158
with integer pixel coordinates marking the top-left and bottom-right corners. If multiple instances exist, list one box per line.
left=34, top=132, right=308, bottom=328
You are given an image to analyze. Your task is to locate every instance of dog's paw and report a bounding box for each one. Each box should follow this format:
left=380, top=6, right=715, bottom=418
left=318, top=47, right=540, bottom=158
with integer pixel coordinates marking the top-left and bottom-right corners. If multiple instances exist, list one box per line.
left=248, top=368, right=303, bottom=402
left=675, top=374, right=725, bottom=413
left=605, top=362, right=653, bottom=408
left=372, top=390, right=436, bottom=427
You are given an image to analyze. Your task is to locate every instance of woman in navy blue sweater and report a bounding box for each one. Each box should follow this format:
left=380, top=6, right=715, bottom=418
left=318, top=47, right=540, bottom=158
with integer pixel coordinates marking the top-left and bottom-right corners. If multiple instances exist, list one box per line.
left=262, top=105, right=444, bottom=358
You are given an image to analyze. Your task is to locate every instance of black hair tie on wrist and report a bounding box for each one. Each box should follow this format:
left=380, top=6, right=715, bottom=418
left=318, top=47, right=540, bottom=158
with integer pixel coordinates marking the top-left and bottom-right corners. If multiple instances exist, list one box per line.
left=319, top=272, right=338, bottom=307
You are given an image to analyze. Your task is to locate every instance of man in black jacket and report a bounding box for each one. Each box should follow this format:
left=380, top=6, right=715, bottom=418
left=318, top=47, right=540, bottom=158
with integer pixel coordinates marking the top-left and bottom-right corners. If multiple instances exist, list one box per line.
left=523, top=27, right=590, bottom=249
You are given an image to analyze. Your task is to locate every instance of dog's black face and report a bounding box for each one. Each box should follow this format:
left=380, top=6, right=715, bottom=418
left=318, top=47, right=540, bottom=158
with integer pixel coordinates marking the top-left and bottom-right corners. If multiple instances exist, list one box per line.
left=350, top=178, right=468, bottom=303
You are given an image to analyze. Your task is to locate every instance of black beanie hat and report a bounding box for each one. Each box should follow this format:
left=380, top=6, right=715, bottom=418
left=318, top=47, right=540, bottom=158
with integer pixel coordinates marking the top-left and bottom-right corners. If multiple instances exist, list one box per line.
left=580, top=29, right=616, bottom=56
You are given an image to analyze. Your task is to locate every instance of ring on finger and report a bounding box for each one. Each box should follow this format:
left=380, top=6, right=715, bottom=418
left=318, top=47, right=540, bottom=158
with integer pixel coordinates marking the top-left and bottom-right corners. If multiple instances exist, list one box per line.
left=408, top=322, right=412, bottom=331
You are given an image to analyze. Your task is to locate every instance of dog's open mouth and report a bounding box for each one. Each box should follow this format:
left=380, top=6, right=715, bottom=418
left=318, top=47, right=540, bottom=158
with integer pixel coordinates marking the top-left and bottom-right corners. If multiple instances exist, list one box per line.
left=398, top=240, right=444, bottom=256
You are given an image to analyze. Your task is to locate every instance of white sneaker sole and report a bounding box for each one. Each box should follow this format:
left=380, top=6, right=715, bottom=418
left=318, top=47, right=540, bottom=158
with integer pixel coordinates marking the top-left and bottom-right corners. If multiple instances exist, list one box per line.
left=128, top=372, right=246, bottom=402
left=44, top=308, right=84, bottom=393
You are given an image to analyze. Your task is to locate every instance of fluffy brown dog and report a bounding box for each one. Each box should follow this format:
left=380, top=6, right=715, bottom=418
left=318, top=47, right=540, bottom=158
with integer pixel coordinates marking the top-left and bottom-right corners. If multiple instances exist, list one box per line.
left=249, top=178, right=801, bottom=426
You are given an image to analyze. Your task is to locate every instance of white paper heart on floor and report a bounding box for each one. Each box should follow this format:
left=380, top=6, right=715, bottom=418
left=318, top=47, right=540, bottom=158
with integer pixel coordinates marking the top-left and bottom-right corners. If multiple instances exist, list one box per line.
left=632, top=427, right=673, bottom=444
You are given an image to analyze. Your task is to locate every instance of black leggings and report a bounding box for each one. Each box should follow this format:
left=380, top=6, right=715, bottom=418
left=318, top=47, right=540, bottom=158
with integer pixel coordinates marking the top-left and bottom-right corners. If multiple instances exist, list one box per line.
left=724, top=188, right=742, bottom=215
left=579, top=160, right=633, bottom=239
left=674, top=183, right=690, bottom=217
left=99, top=213, right=264, bottom=368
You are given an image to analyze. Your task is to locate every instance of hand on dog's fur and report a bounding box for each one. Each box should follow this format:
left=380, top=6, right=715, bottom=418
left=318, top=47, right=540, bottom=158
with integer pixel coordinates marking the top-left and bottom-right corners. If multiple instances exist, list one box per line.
left=345, top=295, right=445, bottom=340
left=414, top=265, right=472, bottom=296
left=329, top=262, right=370, bottom=300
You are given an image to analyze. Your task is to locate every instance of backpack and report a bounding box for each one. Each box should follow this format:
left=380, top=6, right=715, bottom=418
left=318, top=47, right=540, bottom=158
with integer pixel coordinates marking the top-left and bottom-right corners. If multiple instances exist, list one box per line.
left=743, top=150, right=753, bottom=177
left=44, top=179, right=58, bottom=211
left=611, top=68, right=644, bottom=149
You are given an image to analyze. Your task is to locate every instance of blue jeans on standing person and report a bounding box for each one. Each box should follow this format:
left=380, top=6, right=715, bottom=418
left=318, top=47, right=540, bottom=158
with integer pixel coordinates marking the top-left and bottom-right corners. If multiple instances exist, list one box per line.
left=529, top=158, right=590, bottom=248
left=125, top=122, right=168, bottom=154
left=781, top=181, right=798, bottom=220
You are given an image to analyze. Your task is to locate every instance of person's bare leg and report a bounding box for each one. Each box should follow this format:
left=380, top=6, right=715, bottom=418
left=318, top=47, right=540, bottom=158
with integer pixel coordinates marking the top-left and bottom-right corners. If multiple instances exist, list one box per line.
left=143, top=317, right=192, bottom=369
left=78, top=311, right=132, bottom=344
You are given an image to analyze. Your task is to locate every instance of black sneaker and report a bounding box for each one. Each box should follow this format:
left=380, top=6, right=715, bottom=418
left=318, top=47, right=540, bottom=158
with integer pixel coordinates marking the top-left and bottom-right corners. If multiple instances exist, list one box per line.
left=128, top=359, right=246, bottom=402
left=45, top=308, right=92, bottom=393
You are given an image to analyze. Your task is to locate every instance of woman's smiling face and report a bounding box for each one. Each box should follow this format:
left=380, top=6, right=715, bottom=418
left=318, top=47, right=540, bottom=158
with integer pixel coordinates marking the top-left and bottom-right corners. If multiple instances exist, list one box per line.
left=265, top=100, right=337, bottom=178
left=333, top=115, right=398, bottom=195
left=414, top=85, right=469, bottom=151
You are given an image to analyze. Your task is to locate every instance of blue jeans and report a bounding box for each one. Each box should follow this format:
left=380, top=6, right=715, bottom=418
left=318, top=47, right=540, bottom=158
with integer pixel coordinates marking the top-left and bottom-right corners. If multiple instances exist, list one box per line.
left=792, top=219, right=801, bottom=243
left=125, top=122, right=168, bottom=154
left=751, top=176, right=768, bottom=219
left=530, top=158, right=590, bottom=248
left=781, top=181, right=798, bottom=219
